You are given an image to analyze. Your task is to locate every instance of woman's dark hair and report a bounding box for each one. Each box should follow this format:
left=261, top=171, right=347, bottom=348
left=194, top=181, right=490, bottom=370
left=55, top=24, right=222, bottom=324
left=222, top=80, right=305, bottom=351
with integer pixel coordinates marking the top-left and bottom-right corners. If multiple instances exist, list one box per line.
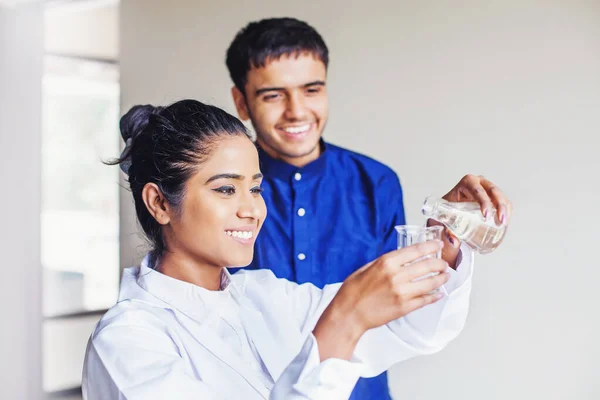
left=109, top=99, right=250, bottom=265
left=226, top=17, right=329, bottom=94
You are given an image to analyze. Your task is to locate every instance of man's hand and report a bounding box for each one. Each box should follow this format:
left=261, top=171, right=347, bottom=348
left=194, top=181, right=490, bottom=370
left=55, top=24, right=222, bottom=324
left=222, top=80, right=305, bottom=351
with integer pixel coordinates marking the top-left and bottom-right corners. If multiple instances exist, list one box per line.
left=429, top=174, right=513, bottom=268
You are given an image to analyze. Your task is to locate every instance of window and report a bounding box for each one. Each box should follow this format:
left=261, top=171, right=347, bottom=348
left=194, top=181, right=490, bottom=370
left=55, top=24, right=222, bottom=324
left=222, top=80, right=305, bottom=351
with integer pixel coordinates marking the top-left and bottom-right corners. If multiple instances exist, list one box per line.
left=42, top=55, right=120, bottom=317
left=42, top=1, right=120, bottom=394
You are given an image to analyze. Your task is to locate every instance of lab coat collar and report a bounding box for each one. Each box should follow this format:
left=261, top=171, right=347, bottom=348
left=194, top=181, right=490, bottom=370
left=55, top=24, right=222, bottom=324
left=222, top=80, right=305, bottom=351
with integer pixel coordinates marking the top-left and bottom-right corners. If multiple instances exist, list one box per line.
left=128, top=255, right=241, bottom=320
left=116, top=255, right=293, bottom=399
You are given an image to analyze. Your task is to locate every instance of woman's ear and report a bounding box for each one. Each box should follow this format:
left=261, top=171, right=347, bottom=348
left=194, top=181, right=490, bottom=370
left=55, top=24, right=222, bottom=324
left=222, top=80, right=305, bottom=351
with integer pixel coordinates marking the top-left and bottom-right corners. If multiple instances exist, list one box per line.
left=141, top=183, right=171, bottom=225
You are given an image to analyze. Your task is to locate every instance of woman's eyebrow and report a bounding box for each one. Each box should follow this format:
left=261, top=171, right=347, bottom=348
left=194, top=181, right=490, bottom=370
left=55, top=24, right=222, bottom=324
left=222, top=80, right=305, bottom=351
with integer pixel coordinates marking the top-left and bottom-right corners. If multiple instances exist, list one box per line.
left=205, top=173, right=243, bottom=184
left=205, top=172, right=263, bottom=184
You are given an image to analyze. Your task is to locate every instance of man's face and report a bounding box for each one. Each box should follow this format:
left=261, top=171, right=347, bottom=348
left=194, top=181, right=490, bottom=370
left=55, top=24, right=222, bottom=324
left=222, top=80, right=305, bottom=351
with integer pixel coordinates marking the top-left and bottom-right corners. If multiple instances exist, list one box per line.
left=232, top=53, right=328, bottom=167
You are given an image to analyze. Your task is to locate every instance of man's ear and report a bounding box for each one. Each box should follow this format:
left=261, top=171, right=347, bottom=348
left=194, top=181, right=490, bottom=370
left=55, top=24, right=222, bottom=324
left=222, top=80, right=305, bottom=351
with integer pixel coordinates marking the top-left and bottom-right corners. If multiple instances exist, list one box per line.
left=141, top=183, right=171, bottom=225
left=232, top=86, right=250, bottom=121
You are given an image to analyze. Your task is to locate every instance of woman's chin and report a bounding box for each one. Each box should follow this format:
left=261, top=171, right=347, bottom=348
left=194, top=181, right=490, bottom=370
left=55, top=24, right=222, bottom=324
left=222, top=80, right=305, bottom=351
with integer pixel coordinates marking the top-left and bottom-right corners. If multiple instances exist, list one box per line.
left=226, top=254, right=254, bottom=269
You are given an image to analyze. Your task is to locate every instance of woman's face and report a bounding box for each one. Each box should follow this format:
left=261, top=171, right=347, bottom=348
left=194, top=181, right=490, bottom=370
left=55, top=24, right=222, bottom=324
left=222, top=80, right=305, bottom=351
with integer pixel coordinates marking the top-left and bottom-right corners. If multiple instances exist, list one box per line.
left=165, top=135, right=267, bottom=269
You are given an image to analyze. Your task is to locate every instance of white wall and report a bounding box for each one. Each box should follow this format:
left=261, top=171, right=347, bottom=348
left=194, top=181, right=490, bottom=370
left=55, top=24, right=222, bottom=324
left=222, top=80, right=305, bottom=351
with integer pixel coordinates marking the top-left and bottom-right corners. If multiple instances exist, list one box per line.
left=120, top=1, right=600, bottom=398
left=0, top=3, right=43, bottom=399
left=43, top=316, right=101, bottom=392
left=45, top=0, right=119, bottom=61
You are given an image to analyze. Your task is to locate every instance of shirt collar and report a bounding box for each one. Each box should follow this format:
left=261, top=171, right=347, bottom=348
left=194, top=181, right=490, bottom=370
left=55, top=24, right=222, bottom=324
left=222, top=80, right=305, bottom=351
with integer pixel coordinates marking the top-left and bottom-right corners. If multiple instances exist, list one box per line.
left=257, top=139, right=329, bottom=182
left=133, top=254, right=242, bottom=319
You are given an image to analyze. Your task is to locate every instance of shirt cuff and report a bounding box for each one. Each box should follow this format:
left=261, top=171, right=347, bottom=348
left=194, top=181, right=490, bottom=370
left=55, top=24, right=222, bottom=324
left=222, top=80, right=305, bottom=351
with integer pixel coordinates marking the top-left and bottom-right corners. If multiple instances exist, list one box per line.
left=442, top=243, right=474, bottom=296
left=274, top=334, right=365, bottom=399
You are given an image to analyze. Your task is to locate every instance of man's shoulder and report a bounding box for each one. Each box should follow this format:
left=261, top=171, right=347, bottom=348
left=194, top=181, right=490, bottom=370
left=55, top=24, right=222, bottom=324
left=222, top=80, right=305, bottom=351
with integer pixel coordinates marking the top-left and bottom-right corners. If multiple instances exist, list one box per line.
left=326, top=142, right=399, bottom=182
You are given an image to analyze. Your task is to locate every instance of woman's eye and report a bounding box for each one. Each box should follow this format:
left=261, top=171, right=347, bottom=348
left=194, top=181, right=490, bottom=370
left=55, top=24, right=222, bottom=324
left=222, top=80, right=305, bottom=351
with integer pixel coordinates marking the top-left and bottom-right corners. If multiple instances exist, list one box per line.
left=214, top=186, right=236, bottom=195
left=251, top=186, right=264, bottom=194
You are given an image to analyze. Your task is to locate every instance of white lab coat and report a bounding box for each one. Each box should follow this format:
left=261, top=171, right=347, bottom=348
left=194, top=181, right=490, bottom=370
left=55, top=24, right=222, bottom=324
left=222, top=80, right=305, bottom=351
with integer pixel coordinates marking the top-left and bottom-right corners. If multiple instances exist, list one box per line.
left=83, top=247, right=473, bottom=400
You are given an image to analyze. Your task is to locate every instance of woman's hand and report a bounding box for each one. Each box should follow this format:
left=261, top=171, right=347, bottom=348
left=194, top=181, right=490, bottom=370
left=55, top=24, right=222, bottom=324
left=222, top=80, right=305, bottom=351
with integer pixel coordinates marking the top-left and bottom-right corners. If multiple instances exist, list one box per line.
left=313, top=240, right=448, bottom=361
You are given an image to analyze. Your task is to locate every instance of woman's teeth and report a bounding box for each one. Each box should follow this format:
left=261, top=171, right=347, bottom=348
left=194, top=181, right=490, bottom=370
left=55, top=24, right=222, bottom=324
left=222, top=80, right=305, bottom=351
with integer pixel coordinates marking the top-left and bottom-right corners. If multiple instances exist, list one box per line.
left=225, top=230, right=253, bottom=239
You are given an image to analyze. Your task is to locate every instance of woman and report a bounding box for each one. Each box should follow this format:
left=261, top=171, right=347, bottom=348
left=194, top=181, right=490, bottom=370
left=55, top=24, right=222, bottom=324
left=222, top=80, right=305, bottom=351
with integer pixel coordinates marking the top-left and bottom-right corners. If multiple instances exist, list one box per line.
left=83, top=99, right=502, bottom=399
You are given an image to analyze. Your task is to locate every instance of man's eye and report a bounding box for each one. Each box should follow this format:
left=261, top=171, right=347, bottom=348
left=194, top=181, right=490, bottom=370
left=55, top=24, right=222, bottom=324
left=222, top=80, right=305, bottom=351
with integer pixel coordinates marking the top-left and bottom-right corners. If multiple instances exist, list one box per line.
left=263, top=93, right=280, bottom=101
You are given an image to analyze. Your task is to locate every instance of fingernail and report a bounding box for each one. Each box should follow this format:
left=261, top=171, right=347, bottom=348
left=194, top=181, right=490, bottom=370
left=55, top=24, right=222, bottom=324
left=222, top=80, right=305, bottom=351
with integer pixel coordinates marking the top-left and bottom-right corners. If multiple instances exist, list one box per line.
left=483, top=208, right=489, bottom=219
left=435, top=292, right=444, bottom=299
left=500, top=212, right=506, bottom=225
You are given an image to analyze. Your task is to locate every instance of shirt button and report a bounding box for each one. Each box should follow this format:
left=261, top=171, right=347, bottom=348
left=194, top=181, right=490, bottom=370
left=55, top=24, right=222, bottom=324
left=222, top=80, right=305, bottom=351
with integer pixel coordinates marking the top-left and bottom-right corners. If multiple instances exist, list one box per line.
left=297, top=208, right=306, bottom=217
left=297, top=253, right=306, bottom=261
left=294, top=172, right=302, bottom=181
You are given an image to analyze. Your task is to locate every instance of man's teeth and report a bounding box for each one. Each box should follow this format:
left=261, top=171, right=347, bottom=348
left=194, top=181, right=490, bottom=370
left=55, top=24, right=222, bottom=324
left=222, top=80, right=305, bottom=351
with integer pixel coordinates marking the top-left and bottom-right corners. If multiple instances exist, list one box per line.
left=282, top=124, right=310, bottom=134
left=226, top=230, right=253, bottom=239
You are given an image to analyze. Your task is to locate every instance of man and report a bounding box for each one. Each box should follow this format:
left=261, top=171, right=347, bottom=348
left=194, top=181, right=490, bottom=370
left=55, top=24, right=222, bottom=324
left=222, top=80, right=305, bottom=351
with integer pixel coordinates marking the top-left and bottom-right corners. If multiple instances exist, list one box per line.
left=225, top=17, right=510, bottom=399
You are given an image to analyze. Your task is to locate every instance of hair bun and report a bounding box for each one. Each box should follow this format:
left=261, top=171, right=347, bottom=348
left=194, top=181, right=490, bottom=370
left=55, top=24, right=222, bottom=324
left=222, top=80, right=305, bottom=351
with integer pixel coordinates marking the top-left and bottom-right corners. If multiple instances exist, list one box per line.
left=119, top=104, right=157, bottom=143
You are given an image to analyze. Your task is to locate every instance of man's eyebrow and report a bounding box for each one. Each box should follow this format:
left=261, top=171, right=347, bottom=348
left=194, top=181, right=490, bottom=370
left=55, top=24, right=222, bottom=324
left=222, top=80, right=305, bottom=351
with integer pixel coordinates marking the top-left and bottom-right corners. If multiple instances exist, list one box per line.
left=255, top=80, right=326, bottom=96
left=303, top=80, right=326, bottom=88
left=256, top=87, right=284, bottom=96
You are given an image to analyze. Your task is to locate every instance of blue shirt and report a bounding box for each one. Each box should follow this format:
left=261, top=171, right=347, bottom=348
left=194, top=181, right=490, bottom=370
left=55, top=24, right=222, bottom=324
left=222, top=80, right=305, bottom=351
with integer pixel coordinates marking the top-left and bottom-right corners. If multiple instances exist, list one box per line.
left=244, top=141, right=406, bottom=400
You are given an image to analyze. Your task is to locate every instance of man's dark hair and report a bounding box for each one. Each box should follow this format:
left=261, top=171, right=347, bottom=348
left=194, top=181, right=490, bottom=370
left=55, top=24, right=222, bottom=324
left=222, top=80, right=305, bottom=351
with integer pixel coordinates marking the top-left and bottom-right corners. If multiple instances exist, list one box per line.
left=226, top=17, right=329, bottom=94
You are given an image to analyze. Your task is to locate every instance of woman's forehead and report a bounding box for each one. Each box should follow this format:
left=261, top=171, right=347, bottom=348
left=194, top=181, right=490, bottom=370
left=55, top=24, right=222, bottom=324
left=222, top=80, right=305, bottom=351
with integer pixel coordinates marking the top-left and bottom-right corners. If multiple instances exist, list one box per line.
left=194, top=136, right=260, bottom=178
left=210, top=136, right=257, bottom=162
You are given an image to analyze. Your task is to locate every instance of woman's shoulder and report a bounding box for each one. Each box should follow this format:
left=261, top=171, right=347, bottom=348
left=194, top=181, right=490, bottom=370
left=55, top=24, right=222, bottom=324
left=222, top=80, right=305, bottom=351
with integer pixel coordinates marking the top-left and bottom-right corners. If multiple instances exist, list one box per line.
left=90, top=299, right=174, bottom=342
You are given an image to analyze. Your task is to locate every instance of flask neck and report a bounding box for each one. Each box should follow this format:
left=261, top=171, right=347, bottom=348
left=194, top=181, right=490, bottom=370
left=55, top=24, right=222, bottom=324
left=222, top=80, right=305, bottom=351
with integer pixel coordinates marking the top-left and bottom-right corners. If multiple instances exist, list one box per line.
left=422, top=195, right=442, bottom=218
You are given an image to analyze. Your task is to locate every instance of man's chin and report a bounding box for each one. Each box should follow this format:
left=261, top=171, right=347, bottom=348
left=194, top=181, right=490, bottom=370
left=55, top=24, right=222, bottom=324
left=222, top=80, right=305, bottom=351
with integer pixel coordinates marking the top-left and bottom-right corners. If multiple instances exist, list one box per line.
left=280, top=141, right=321, bottom=159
